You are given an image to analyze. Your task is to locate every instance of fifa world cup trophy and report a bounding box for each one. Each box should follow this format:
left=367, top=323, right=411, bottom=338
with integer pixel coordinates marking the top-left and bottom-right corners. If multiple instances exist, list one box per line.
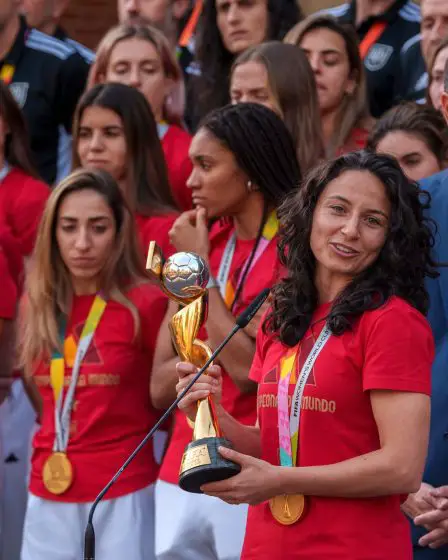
left=146, top=242, right=241, bottom=493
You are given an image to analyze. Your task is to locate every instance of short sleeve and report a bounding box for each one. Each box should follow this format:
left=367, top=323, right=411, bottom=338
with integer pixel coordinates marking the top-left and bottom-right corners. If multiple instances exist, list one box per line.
left=139, top=287, right=169, bottom=366
left=0, top=248, right=17, bottom=320
left=248, top=317, right=273, bottom=384
left=362, top=300, right=434, bottom=395
left=12, top=176, right=50, bottom=256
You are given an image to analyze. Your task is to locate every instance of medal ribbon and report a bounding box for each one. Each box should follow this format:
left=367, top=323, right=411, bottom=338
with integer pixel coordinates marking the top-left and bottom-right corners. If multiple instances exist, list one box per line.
left=50, top=294, right=107, bottom=452
left=277, top=324, right=331, bottom=467
left=0, top=64, right=15, bottom=85
left=217, top=211, right=279, bottom=308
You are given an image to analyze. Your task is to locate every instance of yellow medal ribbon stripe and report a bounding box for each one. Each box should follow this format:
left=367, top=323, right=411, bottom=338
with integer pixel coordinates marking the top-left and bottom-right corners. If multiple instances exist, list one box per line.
left=50, top=295, right=107, bottom=403
left=0, top=64, right=15, bottom=85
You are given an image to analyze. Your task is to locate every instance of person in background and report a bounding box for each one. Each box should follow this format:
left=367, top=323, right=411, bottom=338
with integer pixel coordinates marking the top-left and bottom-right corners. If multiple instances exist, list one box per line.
left=0, top=81, right=49, bottom=560
left=19, top=168, right=167, bottom=560
left=0, top=82, right=49, bottom=258
left=0, top=0, right=91, bottom=184
left=367, top=102, right=448, bottom=182
left=402, top=62, right=448, bottom=560
left=190, top=0, right=302, bottom=130
left=321, top=0, right=421, bottom=118
left=0, top=224, right=24, bottom=560
left=230, top=41, right=324, bottom=175
left=73, top=83, right=178, bottom=257
left=177, top=150, right=435, bottom=560
left=89, top=23, right=193, bottom=211
left=286, top=15, right=373, bottom=158
left=401, top=0, right=448, bottom=106
left=19, top=0, right=94, bottom=62
left=118, top=0, right=191, bottom=36
left=152, top=103, right=301, bottom=560
left=427, top=38, right=448, bottom=111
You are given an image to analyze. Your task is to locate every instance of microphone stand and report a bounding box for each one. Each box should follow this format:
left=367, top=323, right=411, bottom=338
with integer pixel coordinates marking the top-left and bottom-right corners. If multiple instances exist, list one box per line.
left=83, top=323, right=240, bottom=560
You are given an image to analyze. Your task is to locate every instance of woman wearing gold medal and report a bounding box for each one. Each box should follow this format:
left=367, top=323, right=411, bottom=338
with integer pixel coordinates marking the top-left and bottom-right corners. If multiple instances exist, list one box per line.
left=19, top=168, right=167, bottom=560
left=176, top=151, right=435, bottom=559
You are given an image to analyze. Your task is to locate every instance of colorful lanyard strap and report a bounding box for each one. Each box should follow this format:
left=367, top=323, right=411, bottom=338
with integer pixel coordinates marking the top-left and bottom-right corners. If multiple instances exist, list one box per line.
left=359, top=21, right=387, bottom=60
left=178, top=0, right=204, bottom=49
left=217, top=211, right=279, bottom=309
left=157, top=121, right=169, bottom=141
left=0, top=163, right=10, bottom=183
left=277, top=324, right=331, bottom=468
left=50, top=294, right=107, bottom=452
left=0, top=64, right=15, bottom=85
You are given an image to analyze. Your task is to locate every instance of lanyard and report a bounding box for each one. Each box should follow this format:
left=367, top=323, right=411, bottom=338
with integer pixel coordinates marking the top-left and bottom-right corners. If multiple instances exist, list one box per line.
left=0, top=163, right=10, bottom=183
left=216, top=211, right=279, bottom=309
left=359, top=21, right=387, bottom=59
left=0, top=64, right=15, bottom=85
left=178, top=0, right=203, bottom=49
left=277, top=324, right=331, bottom=467
left=50, top=295, right=107, bottom=452
left=157, top=122, right=169, bottom=141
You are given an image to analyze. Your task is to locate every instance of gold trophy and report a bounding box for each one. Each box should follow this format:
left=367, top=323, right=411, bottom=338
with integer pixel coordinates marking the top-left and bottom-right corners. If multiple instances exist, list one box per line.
left=147, top=242, right=241, bottom=493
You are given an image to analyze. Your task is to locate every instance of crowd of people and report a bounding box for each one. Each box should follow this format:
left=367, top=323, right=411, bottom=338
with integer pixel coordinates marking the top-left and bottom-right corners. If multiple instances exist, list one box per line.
left=0, top=0, right=448, bottom=559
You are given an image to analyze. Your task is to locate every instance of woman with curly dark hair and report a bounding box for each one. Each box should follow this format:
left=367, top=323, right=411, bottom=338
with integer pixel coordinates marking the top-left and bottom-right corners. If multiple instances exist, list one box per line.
left=176, top=150, right=436, bottom=559
left=190, top=0, right=302, bottom=129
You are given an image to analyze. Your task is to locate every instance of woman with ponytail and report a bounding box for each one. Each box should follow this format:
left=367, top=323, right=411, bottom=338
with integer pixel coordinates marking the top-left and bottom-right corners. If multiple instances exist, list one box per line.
left=151, top=102, right=301, bottom=560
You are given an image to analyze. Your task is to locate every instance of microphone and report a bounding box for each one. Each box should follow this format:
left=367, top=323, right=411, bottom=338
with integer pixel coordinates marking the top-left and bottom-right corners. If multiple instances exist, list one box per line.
left=83, top=287, right=270, bottom=559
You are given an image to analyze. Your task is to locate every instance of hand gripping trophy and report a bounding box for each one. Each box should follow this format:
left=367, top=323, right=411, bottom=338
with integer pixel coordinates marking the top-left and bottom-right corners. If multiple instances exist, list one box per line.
left=146, top=242, right=241, bottom=493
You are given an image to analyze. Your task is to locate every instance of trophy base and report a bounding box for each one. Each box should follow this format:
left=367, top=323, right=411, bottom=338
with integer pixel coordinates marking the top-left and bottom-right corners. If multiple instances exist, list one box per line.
left=179, top=437, right=241, bottom=494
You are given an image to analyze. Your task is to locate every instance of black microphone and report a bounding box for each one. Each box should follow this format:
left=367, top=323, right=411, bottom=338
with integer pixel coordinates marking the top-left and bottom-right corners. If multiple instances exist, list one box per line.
left=83, top=288, right=270, bottom=560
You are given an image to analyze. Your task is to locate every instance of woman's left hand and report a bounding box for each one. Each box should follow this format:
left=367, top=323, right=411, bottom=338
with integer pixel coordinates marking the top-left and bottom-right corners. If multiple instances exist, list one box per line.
left=201, top=446, right=282, bottom=505
left=168, top=208, right=210, bottom=261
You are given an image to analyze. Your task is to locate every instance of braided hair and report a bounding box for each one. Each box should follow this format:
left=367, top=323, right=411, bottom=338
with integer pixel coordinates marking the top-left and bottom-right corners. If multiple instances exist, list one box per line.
left=199, top=102, right=302, bottom=308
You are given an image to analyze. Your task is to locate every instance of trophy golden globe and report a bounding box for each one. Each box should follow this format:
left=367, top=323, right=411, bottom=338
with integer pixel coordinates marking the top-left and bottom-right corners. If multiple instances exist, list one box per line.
left=147, top=242, right=241, bottom=493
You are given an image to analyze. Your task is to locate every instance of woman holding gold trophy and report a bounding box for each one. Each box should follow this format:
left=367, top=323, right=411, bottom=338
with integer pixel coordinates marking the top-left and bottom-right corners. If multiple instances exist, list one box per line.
left=151, top=103, right=301, bottom=560
left=177, top=151, right=435, bottom=559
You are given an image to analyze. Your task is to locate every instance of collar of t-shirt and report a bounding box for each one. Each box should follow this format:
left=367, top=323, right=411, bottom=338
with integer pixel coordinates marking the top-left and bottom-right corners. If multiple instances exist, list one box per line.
left=0, top=163, right=10, bottom=182
left=1, top=16, right=28, bottom=69
left=345, top=0, right=408, bottom=32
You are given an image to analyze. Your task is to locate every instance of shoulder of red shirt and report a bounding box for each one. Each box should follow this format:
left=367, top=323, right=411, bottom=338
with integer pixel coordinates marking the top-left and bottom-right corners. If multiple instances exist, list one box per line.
left=0, top=225, right=24, bottom=292
left=3, top=167, right=49, bottom=194
left=163, top=124, right=192, bottom=146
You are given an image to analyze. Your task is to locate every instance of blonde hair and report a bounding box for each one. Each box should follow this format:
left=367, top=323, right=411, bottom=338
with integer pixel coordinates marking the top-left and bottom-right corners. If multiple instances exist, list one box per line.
left=285, top=15, right=372, bottom=157
left=88, top=23, right=185, bottom=126
left=20, top=168, right=149, bottom=376
left=231, top=42, right=324, bottom=173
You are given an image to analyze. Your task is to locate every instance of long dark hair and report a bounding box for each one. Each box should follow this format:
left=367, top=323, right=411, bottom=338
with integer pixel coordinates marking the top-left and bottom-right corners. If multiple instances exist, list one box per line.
left=72, top=83, right=178, bottom=216
left=367, top=101, right=448, bottom=168
left=285, top=15, right=371, bottom=157
left=0, top=82, right=39, bottom=179
left=265, top=150, right=438, bottom=347
left=194, top=0, right=302, bottom=125
left=200, top=102, right=301, bottom=306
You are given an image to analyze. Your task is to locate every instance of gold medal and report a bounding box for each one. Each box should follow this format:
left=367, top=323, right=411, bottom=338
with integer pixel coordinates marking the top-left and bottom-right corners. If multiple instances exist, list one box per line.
left=42, top=452, right=73, bottom=495
left=269, top=494, right=305, bottom=525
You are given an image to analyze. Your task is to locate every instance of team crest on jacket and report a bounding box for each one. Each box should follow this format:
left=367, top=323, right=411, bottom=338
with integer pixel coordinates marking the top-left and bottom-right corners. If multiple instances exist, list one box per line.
left=9, top=82, right=29, bottom=108
left=364, top=44, right=394, bottom=72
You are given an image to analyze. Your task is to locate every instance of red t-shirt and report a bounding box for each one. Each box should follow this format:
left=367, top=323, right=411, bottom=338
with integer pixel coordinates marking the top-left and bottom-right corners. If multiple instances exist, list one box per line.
left=29, top=283, right=168, bottom=502
left=338, top=127, right=370, bottom=155
left=0, top=226, right=23, bottom=319
left=242, top=297, right=433, bottom=560
left=135, top=212, right=177, bottom=259
left=159, top=219, right=281, bottom=484
left=0, top=167, right=50, bottom=256
left=161, top=125, right=193, bottom=212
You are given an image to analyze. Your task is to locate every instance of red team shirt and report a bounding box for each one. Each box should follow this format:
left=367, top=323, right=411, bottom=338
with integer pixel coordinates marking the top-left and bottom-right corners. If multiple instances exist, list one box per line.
left=243, top=297, right=433, bottom=560
left=159, top=219, right=281, bottom=484
left=135, top=213, right=177, bottom=258
left=0, top=226, right=23, bottom=320
left=161, top=125, right=193, bottom=211
left=30, top=284, right=167, bottom=502
left=0, top=167, right=50, bottom=256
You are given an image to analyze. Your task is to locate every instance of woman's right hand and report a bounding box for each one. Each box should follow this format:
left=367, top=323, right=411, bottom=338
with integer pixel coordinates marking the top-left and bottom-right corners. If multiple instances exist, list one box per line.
left=176, top=362, right=223, bottom=422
